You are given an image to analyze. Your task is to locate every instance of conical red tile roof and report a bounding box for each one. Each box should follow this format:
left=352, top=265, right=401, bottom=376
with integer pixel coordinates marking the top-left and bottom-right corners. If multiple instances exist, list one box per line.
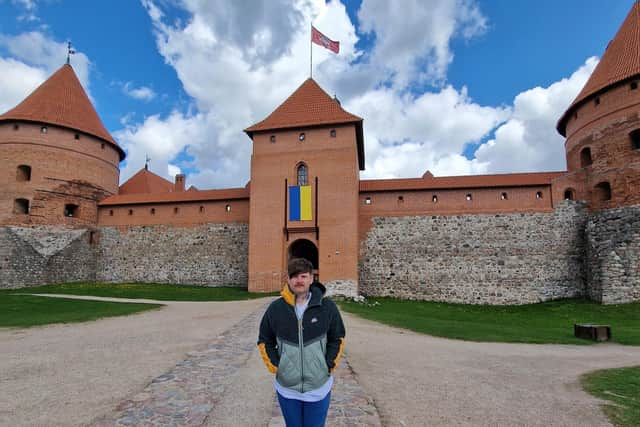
left=119, top=168, right=175, bottom=195
left=245, top=78, right=365, bottom=170
left=558, top=2, right=640, bottom=136
left=0, top=64, right=125, bottom=159
left=245, top=78, right=362, bottom=133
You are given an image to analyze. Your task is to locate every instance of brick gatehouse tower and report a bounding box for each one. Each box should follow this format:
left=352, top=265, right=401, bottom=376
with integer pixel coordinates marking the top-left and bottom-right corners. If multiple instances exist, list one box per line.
left=244, top=79, right=364, bottom=292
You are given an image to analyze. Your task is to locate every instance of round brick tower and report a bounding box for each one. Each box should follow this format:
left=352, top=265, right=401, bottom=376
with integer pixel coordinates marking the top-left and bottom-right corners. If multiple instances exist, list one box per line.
left=555, top=2, right=640, bottom=210
left=0, top=64, right=125, bottom=227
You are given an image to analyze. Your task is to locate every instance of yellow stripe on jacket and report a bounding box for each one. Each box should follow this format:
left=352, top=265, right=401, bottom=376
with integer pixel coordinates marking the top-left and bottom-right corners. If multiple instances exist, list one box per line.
left=258, top=343, right=278, bottom=373
left=329, top=337, right=345, bottom=373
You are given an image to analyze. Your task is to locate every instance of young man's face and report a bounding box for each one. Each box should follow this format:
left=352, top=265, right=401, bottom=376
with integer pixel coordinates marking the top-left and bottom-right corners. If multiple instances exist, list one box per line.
left=288, top=271, right=313, bottom=298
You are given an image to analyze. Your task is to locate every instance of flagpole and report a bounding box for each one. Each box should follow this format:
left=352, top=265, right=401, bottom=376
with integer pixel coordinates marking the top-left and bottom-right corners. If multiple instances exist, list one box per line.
left=310, top=23, right=313, bottom=78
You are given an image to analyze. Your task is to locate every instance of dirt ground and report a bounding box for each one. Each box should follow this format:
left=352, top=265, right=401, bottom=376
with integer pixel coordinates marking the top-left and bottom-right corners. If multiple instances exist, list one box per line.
left=2, top=297, right=639, bottom=427
left=0, top=297, right=270, bottom=427
left=343, top=313, right=640, bottom=426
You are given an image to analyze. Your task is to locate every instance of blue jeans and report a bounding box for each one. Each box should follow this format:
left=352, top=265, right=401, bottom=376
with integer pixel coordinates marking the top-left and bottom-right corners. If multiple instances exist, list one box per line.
left=277, top=391, right=331, bottom=427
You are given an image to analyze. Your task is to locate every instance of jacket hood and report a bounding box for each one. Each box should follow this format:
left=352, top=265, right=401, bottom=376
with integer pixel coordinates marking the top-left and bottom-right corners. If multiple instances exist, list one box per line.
left=311, top=281, right=326, bottom=295
left=280, top=280, right=326, bottom=306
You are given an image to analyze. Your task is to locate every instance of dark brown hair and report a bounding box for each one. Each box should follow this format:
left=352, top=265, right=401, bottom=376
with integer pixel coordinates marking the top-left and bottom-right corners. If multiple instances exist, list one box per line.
left=288, top=257, right=313, bottom=278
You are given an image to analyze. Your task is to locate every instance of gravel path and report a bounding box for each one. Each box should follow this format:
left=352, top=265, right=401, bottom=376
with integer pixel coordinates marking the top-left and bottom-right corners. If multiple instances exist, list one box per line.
left=343, top=312, right=640, bottom=427
left=2, top=296, right=639, bottom=427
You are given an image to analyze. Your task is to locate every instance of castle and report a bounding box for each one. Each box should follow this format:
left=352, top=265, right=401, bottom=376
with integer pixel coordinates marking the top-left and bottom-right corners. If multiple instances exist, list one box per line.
left=1, top=4, right=639, bottom=304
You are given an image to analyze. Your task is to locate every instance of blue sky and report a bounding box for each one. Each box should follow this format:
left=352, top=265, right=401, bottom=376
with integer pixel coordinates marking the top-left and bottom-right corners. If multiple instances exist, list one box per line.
left=0, top=0, right=635, bottom=189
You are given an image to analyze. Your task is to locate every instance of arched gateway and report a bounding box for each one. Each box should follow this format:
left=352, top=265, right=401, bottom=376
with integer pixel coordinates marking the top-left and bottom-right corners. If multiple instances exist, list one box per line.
left=288, top=239, right=319, bottom=277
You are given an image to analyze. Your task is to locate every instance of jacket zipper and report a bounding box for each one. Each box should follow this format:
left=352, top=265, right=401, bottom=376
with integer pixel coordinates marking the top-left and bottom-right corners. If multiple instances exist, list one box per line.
left=298, top=317, right=304, bottom=393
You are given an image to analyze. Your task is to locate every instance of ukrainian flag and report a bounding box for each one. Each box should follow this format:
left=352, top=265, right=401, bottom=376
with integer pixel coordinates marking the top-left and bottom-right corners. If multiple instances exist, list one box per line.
left=289, top=185, right=312, bottom=221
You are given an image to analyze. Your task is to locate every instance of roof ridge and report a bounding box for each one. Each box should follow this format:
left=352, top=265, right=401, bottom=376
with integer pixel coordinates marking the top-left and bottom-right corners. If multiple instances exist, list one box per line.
left=244, top=78, right=362, bottom=135
left=0, top=64, right=125, bottom=160
left=119, top=168, right=175, bottom=195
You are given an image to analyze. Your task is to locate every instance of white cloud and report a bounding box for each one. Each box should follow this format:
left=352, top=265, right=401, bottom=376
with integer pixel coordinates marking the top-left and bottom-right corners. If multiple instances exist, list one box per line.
left=0, top=0, right=598, bottom=193
left=0, top=32, right=91, bottom=87
left=122, top=82, right=157, bottom=101
left=118, top=0, right=358, bottom=188
left=348, top=85, right=510, bottom=179
left=0, top=32, right=93, bottom=114
left=115, top=111, right=206, bottom=183
left=118, top=0, right=593, bottom=190
left=357, top=0, right=487, bottom=88
left=167, top=164, right=181, bottom=178
left=0, top=57, right=47, bottom=113
left=473, top=57, right=598, bottom=173
left=12, top=0, right=39, bottom=22
left=123, top=0, right=491, bottom=188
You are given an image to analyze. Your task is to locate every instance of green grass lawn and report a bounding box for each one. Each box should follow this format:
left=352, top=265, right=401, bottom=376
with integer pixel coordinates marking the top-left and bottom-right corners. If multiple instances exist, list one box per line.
left=582, top=366, right=640, bottom=427
left=5, top=282, right=278, bottom=301
left=338, top=298, right=640, bottom=345
left=0, top=294, right=161, bottom=328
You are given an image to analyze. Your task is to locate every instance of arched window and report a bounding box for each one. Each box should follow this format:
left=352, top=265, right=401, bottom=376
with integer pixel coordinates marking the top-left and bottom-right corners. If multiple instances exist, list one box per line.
left=564, top=188, right=575, bottom=201
left=16, top=165, right=31, bottom=182
left=594, top=182, right=612, bottom=202
left=14, top=198, right=29, bottom=214
left=64, top=204, right=79, bottom=217
left=580, top=147, right=592, bottom=167
left=297, top=163, right=308, bottom=186
left=630, top=129, right=640, bottom=150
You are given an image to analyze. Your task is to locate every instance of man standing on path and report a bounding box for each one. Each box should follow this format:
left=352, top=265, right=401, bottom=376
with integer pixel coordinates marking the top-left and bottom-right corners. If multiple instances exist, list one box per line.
left=258, top=258, right=346, bottom=427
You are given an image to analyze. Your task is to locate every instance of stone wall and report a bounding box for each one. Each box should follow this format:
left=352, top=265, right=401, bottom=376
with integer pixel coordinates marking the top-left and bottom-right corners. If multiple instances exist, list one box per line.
left=586, top=205, right=640, bottom=304
left=359, top=201, right=588, bottom=304
left=96, top=223, right=248, bottom=286
left=0, top=226, right=97, bottom=289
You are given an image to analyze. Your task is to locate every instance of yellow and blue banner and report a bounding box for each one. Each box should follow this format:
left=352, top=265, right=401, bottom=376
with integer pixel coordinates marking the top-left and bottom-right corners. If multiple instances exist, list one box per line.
left=289, top=185, right=312, bottom=221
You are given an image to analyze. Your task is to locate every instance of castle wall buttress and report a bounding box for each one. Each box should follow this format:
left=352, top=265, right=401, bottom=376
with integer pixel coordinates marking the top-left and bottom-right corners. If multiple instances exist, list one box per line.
left=0, top=226, right=98, bottom=289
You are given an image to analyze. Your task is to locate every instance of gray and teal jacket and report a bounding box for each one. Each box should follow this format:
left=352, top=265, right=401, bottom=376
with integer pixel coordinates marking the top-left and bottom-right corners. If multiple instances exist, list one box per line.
left=257, top=282, right=345, bottom=393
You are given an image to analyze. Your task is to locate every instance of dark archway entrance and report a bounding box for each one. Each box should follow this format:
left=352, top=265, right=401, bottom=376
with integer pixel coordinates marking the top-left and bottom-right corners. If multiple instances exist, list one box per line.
left=288, top=239, right=319, bottom=275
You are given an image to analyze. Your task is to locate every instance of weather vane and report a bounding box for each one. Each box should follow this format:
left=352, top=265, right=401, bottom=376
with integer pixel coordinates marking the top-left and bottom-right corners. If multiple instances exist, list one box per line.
left=145, top=155, right=151, bottom=170
left=66, top=41, right=76, bottom=65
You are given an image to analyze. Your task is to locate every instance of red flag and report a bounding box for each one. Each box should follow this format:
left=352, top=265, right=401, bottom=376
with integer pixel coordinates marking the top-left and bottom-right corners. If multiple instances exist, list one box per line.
left=311, top=26, right=339, bottom=54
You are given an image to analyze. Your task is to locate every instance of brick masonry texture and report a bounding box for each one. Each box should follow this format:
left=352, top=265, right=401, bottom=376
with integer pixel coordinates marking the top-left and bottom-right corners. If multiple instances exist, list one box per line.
left=96, top=223, right=248, bottom=286
left=358, top=202, right=588, bottom=304
left=0, top=226, right=97, bottom=288
left=586, top=205, right=640, bottom=304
